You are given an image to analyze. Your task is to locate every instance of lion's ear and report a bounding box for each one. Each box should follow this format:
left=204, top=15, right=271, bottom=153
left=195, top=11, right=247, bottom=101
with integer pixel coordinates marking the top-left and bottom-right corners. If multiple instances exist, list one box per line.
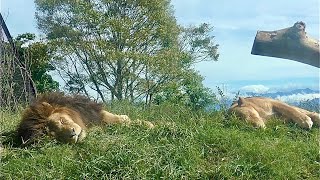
left=41, top=102, right=55, bottom=116
left=41, top=102, right=52, bottom=108
left=238, top=97, right=246, bottom=106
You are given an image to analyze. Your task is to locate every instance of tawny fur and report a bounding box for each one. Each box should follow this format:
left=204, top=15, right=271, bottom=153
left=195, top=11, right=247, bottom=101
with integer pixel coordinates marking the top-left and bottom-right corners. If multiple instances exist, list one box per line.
left=228, top=97, right=320, bottom=129
left=17, top=92, right=153, bottom=145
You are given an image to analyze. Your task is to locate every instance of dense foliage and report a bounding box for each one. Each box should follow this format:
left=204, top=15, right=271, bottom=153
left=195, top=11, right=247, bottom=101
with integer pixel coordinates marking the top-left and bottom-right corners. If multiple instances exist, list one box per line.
left=14, top=33, right=59, bottom=93
left=34, top=0, right=218, bottom=110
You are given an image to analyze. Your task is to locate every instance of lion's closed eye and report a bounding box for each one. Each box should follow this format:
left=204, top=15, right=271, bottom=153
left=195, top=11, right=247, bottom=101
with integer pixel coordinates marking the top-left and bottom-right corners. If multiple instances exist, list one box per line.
left=60, top=118, right=65, bottom=124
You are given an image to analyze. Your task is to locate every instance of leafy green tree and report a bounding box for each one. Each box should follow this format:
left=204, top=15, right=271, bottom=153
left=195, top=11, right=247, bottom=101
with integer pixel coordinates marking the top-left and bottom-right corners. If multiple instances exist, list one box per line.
left=179, top=23, right=219, bottom=64
left=35, top=0, right=219, bottom=110
left=14, top=33, right=59, bottom=93
left=153, top=70, right=215, bottom=111
left=35, top=0, right=182, bottom=102
left=152, top=23, right=219, bottom=110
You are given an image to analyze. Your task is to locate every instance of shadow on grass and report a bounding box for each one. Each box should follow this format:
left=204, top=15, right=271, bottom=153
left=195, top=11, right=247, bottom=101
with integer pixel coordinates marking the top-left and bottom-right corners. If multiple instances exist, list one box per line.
left=1, top=130, right=55, bottom=149
left=1, top=130, right=21, bottom=148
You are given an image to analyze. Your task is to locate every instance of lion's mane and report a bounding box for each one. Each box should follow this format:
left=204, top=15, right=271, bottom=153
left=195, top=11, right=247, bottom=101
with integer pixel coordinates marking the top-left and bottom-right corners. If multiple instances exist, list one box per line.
left=17, top=92, right=104, bottom=144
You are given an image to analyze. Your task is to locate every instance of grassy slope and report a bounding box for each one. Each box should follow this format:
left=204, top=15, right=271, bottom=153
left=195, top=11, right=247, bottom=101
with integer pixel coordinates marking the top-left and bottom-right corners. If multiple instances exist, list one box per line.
left=1, top=104, right=319, bottom=179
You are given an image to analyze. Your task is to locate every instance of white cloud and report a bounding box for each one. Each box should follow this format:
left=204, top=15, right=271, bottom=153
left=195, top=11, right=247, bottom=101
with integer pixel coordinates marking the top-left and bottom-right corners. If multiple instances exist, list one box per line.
left=240, top=85, right=270, bottom=93
left=276, top=93, right=320, bottom=103
left=270, top=83, right=319, bottom=92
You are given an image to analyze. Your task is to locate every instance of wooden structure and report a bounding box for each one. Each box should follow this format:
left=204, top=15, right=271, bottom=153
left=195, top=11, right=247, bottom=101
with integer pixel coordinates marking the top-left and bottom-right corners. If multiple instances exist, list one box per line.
left=252, top=21, right=320, bottom=68
left=0, top=13, right=36, bottom=109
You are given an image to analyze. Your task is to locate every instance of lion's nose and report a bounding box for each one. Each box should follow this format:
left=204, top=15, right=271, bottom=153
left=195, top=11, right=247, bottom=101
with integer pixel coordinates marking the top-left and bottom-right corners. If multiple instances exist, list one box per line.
left=70, top=128, right=77, bottom=137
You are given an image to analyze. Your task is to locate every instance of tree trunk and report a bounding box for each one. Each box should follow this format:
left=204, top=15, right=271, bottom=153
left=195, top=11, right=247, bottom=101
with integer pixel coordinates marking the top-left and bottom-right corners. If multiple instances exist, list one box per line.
left=115, top=59, right=123, bottom=100
left=251, top=21, right=320, bottom=68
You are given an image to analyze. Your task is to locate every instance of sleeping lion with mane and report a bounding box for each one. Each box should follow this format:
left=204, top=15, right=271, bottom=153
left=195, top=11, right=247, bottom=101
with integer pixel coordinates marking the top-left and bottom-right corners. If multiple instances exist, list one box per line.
left=17, top=92, right=154, bottom=145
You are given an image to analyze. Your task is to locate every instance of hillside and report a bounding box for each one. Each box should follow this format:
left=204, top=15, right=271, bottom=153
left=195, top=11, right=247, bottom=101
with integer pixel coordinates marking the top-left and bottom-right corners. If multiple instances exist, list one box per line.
left=1, top=104, right=319, bottom=179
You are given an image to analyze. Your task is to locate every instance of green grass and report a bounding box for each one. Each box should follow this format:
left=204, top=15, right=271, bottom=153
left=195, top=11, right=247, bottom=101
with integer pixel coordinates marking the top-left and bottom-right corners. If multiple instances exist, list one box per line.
left=1, top=103, right=319, bottom=179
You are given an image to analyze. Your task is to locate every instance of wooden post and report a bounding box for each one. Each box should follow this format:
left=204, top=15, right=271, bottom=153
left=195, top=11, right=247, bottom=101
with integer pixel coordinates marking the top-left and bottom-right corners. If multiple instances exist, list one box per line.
left=251, top=21, right=320, bottom=68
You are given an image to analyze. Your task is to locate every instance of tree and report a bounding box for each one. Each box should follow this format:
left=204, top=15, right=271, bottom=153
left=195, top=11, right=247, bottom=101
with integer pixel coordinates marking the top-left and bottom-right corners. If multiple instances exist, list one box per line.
left=14, top=33, right=59, bottom=93
left=152, top=23, right=219, bottom=109
left=35, top=0, right=182, bottom=102
left=179, top=23, right=219, bottom=64
left=153, top=70, right=215, bottom=111
left=35, top=0, right=219, bottom=109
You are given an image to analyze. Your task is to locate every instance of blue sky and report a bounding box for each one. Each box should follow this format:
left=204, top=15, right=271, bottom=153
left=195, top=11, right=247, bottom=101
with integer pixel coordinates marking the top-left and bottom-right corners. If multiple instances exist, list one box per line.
left=170, top=0, right=320, bottom=93
left=1, top=0, right=319, bottom=95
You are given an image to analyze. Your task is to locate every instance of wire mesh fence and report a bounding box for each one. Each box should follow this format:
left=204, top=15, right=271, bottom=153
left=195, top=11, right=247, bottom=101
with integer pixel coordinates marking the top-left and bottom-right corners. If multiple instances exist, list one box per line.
left=0, top=13, right=36, bottom=110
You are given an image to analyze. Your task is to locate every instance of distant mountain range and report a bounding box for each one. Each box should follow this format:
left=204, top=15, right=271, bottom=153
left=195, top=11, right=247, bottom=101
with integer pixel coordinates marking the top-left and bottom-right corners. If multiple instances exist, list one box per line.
left=213, top=88, right=319, bottom=111
left=244, top=88, right=320, bottom=99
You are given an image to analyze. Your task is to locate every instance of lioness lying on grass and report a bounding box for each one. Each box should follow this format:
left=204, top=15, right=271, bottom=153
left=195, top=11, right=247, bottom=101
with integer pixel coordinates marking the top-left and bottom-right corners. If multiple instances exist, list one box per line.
left=229, top=97, right=320, bottom=129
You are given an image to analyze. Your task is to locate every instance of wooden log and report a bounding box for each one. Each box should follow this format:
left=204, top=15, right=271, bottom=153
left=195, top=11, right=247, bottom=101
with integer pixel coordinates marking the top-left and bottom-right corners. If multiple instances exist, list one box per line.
left=251, top=21, right=320, bottom=68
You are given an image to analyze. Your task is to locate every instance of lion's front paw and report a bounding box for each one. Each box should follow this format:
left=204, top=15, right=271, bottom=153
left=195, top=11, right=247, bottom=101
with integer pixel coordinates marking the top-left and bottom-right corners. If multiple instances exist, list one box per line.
left=308, top=112, right=320, bottom=126
left=119, top=115, right=131, bottom=124
left=144, top=121, right=155, bottom=129
left=297, top=116, right=313, bottom=129
left=133, top=119, right=155, bottom=129
left=253, top=122, right=266, bottom=129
